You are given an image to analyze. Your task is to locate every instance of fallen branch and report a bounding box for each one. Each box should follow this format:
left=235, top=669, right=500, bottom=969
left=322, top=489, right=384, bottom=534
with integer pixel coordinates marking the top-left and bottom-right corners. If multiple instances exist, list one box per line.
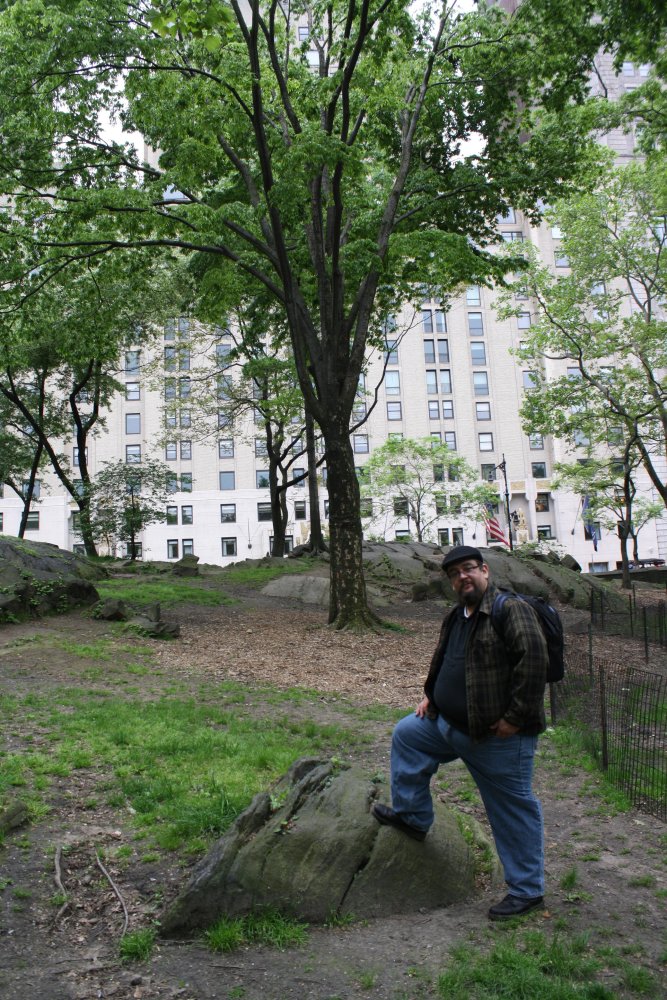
left=52, top=845, right=70, bottom=925
left=96, top=853, right=129, bottom=936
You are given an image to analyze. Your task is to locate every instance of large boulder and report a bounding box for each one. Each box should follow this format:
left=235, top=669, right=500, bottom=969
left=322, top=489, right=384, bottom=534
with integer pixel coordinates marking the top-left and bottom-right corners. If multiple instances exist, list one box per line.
left=0, top=538, right=104, bottom=623
left=161, top=758, right=499, bottom=936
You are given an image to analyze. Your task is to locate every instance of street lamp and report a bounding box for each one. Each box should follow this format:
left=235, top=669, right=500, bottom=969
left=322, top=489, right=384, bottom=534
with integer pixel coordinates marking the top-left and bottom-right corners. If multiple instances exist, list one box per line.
left=487, top=454, right=514, bottom=551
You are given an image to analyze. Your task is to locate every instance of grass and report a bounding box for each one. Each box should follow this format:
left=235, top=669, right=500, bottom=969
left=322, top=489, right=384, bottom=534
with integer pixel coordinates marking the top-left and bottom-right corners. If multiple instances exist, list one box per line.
left=436, top=928, right=659, bottom=999
left=205, top=908, right=308, bottom=952
left=220, top=557, right=319, bottom=588
left=119, top=928, right=156, bottom=962
left=0, top=682, right=364, bottom=851
left=95, top=578, right=234, bottom=609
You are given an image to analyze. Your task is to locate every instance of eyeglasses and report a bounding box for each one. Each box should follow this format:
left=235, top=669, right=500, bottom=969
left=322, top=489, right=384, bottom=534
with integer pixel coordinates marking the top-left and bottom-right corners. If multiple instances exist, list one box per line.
left=445, top=561, right=482, bottom=581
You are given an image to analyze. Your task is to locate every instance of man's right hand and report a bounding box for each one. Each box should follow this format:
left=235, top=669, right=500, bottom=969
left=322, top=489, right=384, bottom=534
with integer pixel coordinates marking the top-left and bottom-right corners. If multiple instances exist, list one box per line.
left=415, top=697, right=431, bottom=718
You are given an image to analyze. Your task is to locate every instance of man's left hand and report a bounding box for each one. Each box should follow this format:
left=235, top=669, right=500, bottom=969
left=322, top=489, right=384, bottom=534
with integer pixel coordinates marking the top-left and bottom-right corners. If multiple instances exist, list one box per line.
left=489, top=718, right=520, bottom=738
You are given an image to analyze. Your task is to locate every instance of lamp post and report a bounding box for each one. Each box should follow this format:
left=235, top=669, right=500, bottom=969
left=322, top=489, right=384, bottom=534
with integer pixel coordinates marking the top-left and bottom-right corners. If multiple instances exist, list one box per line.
left=488, top=454, right=513, bottom=551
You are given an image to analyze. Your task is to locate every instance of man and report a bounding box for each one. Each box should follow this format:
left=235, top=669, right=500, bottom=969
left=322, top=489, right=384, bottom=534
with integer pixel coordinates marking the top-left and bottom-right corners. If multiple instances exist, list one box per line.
left=372, top=545, right=549, bottom=921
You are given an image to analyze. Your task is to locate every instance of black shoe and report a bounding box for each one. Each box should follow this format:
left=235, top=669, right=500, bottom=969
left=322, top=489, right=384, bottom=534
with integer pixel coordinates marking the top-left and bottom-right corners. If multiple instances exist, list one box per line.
left=371, top=803, right=427, bottom=842
left=488, top=894, right=544, bottom=921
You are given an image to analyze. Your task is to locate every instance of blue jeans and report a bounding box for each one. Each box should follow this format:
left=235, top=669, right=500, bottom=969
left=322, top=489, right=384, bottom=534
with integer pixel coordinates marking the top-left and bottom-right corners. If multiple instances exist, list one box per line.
left=390, top=712, right=544, bottom=898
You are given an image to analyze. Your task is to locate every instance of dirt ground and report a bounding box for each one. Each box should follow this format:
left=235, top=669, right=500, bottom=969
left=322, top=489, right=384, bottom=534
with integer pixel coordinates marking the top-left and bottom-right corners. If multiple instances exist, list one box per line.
left=0, top=584, right=665, bottom=1000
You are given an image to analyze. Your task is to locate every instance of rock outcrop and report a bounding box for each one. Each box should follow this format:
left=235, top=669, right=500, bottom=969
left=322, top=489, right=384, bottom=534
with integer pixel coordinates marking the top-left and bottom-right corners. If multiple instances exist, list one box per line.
left=0, top=538, right=103, bottom=623
left=160, top=757, right=500, bottom=936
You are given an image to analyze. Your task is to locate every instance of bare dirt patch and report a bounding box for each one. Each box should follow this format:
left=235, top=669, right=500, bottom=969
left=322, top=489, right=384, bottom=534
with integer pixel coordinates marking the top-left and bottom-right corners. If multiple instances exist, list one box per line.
left=0, top=591, right=665, bottom=1000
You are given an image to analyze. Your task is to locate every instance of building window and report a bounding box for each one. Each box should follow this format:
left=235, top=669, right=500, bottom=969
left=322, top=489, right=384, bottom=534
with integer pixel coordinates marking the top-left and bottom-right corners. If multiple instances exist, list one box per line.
left=166, top=442, right=177, bottom=461
left=467, top=312, right=484, bottom=336
left=523, top=371, right=538, bottom=389
left=497, top=207, right=516, bottom=224
left=221, top=537, right=237, bottom=557
left=26, top=511, right=40, bottom=531
left=181, top=410, right=191, bottom=428
left=589, top=561, right=609, bottom=573
left=393, top=498, right=409, bottom=517
left=387, top=401, right=402, bottom=421
left=166, top=473, right=178, bottom=494
left=537, top=526, right=554, bottom=540
left=473, top=372, right=489, bottom=395
left=125, top=412, right=141, bottom=435
left=256, top=469, right=270, bottom=489
left=452, top=527, right=464, bottom=545
left=353, top=434, right=369, bottom=453
left=179, top=377, right=191, bottom=399
left=125, top=382, right=140, bottom=401
left=531, top=462, right=548, bottom=478
left=479, top=432, right=494, bottom=452
left=476, top=402, right=491, bottom=420
left=438, top=528, right=450, bottom=546
left=167, top=539, right=179, bottom=559
left=126, top=444, right=141, bottom=464
left=180, top=441, right=192, bottom=460
left=444, top=431, right=457, bottom=451
left=294, top=500, right=307, bottom=520
left=220, top=471, right=235, bottom=490
left=423, top=339, right=435, bottom=363
left=437, top=339, right=449, bottom=363
left=481, top=463, right=496, bottom=482
left=470, top=343, right=486, bottom=366
left=385, top=371, right=400, bottom=396
left=166, top=505, right=178, bottom=525
left=385, top=339, right=398, bottom=364
left=501, top=231, right=524, bottom=242
left=555, top=251, right=570, bottom=268
left=359, top=498, right=373, bottom=518
left=181, top=505, right=193, bottom=525
left=428, top=400, right=439, bottom=420
left=181, top=538, right=193, bottom=556
left=125, top=350, right=140, bottom=374
left=164, top=345, right=176, bottom=371
left=434, top=310, right=446, bottom=333
left=73, top=448, right=88, bottom=467
left=439, top=370, right=452, bottom=394
left=291, top=467, right=305, bottom=488
left=517, top=312, right=531, bottom=329
left=529, top=433, right=544, bottom=450
left=253, top=438, right=268, bottom=458
left=442, top=400, right=454, bottom=419
left=220, top=503, right=236, bottom=523
left=323, top=499, right=329, bottom=519
left=218, top=439, right=234, bottom=458
left=584, top=520, right=602, bottom=542
left=180, top=473, right=192, bottom=492
left=422, top=309, right=433, bottom=333
left=535, top=493, right=550, bottom=513
left=466, top=286, right=481, bottom=306
left=257, top=502, right=273, bottom=521
left=426, top=370, right=438, bottom=394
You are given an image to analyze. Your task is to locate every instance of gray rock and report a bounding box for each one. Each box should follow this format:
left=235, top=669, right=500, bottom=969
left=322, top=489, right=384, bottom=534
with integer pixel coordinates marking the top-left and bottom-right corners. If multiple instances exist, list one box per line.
left=561, top=554, right=582, bottom=572
left=0, top=538, right=104, bottom=623
left=160, top=758, right=499, bottom=936
left=95, top=597, right=130, bottom=621
left=173, top=554, right=200, bottom=577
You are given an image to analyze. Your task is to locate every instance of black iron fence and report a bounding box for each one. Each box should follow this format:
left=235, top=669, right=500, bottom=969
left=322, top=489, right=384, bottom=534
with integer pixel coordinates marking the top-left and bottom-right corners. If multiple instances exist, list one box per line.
left=590, top=590, right=666, bottom=657
left=550, top=644, right=667, bottom=822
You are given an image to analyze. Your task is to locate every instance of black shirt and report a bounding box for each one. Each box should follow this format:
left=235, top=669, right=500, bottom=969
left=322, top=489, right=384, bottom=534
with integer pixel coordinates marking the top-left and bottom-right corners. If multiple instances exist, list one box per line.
left=432, top=606, right=474, bottom=733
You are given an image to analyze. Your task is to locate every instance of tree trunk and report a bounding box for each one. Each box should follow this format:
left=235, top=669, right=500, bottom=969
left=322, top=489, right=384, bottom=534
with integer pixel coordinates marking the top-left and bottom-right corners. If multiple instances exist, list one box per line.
left=18, top=440, right=43, bottom=538
left=305, top=411, right=326, bottom=553
left=268, top=458, right=286, bottom=557
left=323, top=427, right=380, bottom=629
left=618, top=521, right=632, bottom=589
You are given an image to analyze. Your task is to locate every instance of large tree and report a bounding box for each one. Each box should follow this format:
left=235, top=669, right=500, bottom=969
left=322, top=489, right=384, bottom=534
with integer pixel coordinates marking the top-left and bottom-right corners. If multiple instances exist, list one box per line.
left=0, top=0, right=607, bottom=625
left=501, top=161, right=667, bottom=509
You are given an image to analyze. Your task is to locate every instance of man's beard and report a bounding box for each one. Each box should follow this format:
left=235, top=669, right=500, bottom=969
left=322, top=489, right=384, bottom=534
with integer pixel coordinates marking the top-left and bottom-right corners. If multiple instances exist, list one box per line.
left=457, top=580, right=485, bottom=608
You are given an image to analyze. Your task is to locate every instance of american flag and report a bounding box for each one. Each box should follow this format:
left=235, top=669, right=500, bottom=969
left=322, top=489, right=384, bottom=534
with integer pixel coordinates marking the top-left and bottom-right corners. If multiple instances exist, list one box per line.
left=485, top=515, right=510, bottom=546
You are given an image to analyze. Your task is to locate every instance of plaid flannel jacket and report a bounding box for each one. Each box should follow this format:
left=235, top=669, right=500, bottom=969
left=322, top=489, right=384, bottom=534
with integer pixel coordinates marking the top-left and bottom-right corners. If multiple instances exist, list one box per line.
left=424, top=583, right=548, bottom=742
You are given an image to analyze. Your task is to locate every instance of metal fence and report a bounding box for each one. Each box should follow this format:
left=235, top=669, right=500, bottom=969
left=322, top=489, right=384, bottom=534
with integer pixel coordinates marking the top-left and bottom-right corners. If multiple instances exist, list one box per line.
left=590, top=590, right=667, bottom=656
left=550, top=645, right=667, bottom=822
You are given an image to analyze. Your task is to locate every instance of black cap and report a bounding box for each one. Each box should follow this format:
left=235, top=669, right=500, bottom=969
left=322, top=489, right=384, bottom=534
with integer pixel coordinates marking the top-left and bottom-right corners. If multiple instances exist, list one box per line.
left=441, top=545, right=484, bottom=572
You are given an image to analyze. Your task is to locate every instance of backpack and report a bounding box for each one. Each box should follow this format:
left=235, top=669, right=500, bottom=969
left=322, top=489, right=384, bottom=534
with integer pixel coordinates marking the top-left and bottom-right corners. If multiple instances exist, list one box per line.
left=490, top=589, right=565, bottom=684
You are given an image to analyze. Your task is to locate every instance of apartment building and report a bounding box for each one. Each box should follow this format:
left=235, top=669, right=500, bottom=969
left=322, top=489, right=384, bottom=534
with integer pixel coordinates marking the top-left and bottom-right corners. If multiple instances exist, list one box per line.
left=2, top=197, right=664, bottom=573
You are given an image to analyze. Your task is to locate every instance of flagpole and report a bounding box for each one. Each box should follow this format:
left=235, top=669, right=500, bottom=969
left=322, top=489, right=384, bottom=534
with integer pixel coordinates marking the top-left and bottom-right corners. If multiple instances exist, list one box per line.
left=497, top=455, right=513, bottom=552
